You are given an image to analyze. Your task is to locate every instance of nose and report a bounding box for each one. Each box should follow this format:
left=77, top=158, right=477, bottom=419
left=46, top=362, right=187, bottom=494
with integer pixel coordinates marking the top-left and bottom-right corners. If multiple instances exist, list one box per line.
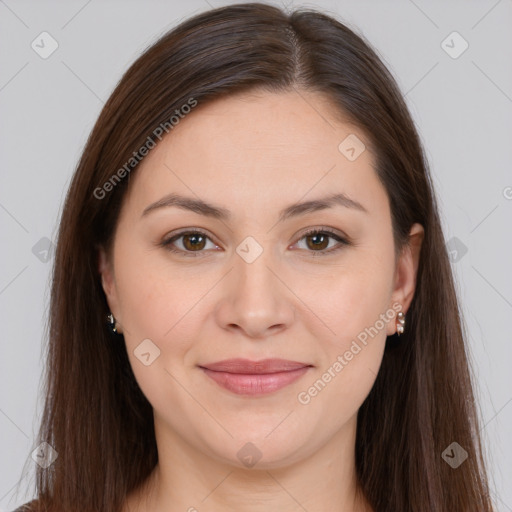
left=214, top=245, right=295, bottom=339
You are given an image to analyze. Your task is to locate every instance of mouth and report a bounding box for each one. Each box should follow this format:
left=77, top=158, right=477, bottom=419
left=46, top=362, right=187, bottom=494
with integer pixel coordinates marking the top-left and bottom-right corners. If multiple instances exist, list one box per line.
left=198, top=358, right=313, bottom=396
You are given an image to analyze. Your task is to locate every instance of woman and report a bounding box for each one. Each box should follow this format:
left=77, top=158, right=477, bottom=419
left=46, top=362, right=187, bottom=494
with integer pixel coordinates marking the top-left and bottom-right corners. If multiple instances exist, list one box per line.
left=14, top=2, right=494, bottom=511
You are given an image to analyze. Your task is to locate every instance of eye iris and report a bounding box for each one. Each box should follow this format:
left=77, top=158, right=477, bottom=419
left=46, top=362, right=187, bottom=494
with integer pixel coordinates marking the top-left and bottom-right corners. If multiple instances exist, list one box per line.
left=183, top=233, right=206, bottom=251
left=306, top=233, right=329, bottom=250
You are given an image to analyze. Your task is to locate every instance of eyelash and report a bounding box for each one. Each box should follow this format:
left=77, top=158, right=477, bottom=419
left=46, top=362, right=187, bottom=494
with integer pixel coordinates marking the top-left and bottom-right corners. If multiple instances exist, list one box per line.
left=160, top=227, right=351, bottom=258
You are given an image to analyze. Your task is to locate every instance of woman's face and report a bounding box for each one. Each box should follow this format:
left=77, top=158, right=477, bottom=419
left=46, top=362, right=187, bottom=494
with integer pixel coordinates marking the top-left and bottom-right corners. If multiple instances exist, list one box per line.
left=99, top=89, right=422, bottom=469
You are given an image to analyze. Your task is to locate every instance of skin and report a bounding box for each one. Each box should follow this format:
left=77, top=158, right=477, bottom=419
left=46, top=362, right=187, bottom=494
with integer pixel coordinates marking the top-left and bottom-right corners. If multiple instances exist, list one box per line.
left=99, top=89, right=423, bottom=512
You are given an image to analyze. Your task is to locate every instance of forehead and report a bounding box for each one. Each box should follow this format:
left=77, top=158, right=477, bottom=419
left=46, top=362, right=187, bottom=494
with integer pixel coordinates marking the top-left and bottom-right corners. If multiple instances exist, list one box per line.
left=123, top=89, right=386, bottom=221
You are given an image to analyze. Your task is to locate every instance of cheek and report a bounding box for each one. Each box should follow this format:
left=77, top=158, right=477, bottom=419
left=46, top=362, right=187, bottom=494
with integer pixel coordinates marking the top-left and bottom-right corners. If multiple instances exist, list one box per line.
left=113, top=245, right=215, bottom=395
left=296, top=338, right=385, bottom=436
left=114, top=240, right=214, bottom=338
left=113, top=257, right=210, bottom=415
left=295, top=271, right=390, bottom=424
left=293, top=249, right=393, bottom=401
left=294, top=251, right=394, bottom=347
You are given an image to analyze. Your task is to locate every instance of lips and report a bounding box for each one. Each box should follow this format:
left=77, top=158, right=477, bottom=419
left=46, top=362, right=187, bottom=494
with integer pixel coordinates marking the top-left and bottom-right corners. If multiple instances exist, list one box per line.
left=199, top=358, right=311, bottom=374
left=199, top=358, right=313, bottom=396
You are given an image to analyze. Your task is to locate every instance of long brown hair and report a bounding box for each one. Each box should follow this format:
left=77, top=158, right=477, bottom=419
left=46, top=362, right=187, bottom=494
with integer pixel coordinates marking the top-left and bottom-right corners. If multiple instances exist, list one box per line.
left=17, top=3, right=493, bottom=511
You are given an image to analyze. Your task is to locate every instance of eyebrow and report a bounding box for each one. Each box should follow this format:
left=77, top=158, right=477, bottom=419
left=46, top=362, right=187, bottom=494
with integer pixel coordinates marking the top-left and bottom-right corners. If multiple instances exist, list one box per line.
left=141, top=192, right=368, bottom=222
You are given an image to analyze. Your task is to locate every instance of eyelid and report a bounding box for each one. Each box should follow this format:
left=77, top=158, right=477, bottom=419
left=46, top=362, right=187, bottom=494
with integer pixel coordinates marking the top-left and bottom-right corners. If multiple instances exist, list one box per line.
left=295, top=225, right=349, bottom=242
left=292, top=226, right=350, bottom=256
left=160, top=228, right=219, bottom=257
left=164, top=227, right=218, bottom=244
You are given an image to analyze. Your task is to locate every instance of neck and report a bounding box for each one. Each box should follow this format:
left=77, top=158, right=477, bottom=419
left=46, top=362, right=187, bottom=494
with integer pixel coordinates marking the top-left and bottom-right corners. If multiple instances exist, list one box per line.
left=124, top=414, right=373, bottom=512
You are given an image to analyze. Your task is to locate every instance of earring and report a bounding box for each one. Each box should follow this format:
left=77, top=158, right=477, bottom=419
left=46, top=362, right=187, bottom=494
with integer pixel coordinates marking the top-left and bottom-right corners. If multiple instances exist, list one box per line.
left=396, top=311, right=405, bottom=336
left=107, top=313, right=123, bottom=334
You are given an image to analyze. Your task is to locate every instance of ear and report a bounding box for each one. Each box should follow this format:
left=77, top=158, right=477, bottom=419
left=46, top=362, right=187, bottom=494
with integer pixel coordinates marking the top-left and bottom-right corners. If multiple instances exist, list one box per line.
left=98, top=245, right=122, bottom=325
left=386, top=223, right=424, bottom=335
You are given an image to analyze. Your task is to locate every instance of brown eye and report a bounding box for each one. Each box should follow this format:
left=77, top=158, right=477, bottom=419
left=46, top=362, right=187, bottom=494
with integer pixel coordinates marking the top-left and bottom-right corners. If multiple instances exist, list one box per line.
left=161, top=230, right=217, bottom=257
left=295, top=228, right=350, bottom=256
left=182, top=233, right=207, bottom=251
left=305, top=232, right=330, bottom=251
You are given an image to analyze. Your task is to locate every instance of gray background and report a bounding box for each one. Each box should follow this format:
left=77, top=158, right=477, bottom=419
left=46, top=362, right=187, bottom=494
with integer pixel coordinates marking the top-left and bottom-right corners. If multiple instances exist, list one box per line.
left=1, top=0, right=511, bottom=510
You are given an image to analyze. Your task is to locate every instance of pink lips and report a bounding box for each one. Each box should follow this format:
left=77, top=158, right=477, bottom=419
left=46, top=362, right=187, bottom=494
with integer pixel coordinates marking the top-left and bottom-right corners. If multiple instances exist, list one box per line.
left=199, top=358, right=312, bottom=396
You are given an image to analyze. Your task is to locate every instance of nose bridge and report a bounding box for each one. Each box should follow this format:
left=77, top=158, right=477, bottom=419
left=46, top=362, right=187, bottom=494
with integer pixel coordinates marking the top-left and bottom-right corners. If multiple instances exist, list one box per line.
left=234, top=234, right=279, bottom=303
left=215, top=234, right=295, bottom=337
